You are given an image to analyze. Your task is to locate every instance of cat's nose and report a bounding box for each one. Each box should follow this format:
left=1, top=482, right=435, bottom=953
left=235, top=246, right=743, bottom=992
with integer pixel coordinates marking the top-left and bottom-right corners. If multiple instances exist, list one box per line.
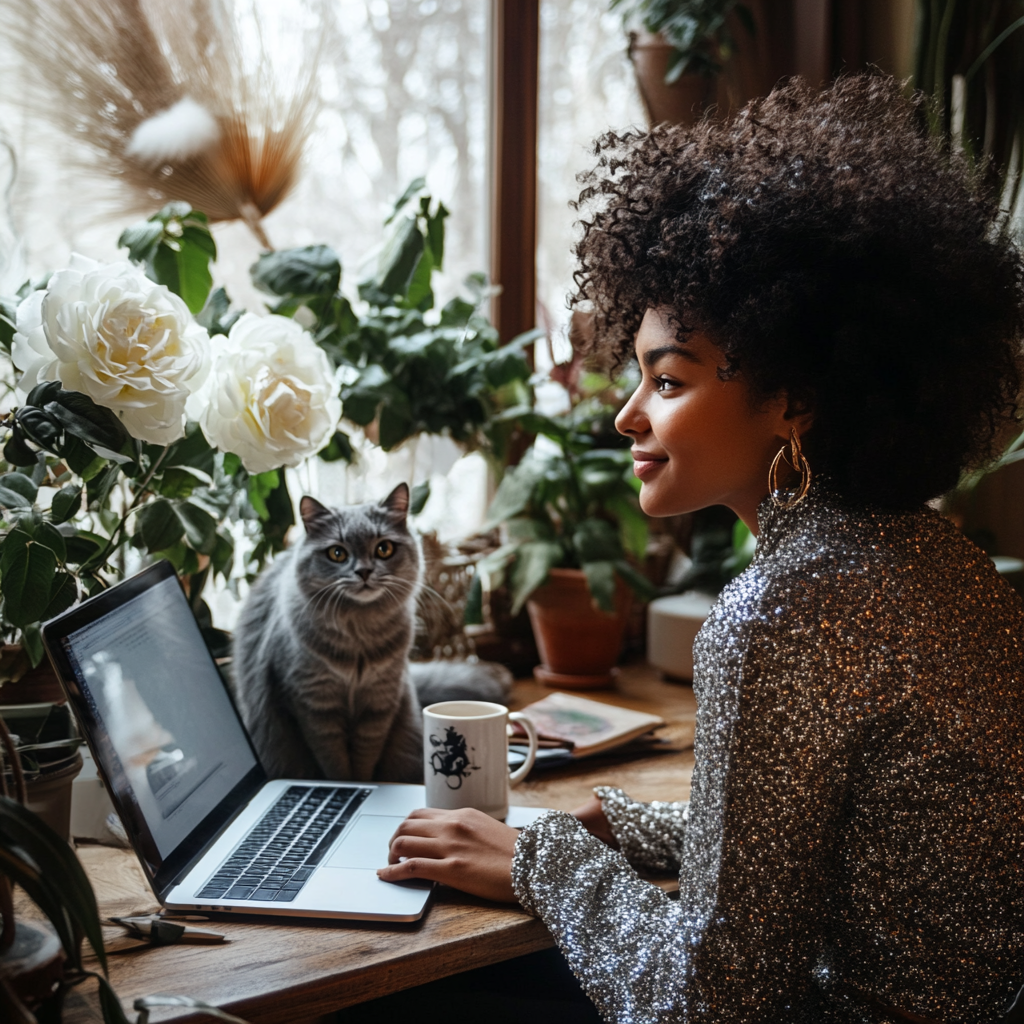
left=355, top=567, right=373, bottom=581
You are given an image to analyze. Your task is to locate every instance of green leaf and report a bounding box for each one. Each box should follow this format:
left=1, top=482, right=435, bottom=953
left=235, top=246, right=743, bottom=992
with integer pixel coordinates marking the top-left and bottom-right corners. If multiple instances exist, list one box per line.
left=211, top=531, right=234, bottom=577
left=464, top=572, right=483, bottom=626
left=0, top=297, right=17, bottom=355
left=117, top=220, right=164, bottom=263
left=132, top=995, right=250, bottom=1024
left=582, top=559, right=617, bottom=612
left=35, top=521, right=67, bottom=563
left=21, top=621, right=45, bottom=666
left=318, top=430, right=356, bottom=464
left=375, top=216, right=425, bottom=299
left=51, top=484, right=83, bottom=524
left=573, top=518, right=622, bottom=563
left=178, top=501, right=218, bottom=555
left=44, top=391, right=129, bottom=452
left=44, top=571, right=78, bottom=619
left=401, top=248, right=434, bottom=311
left=251, top=246, right=341, bottom=299
left=1, top=532, right=57, bottom=625
left=606, top=495, right=648, bottom=561
left=410, top=480, right=431, bottom=515
left=484, top=458, right=547, bottom=527
left=385, top=177, right=427, bottom=224
left=378, top=402, right=413, bottom=450
left=510, top=540, right=563, bottom=615
left=138, top=498, right=185, bottom=553
left=157, top=467, right=198, bottom=499
left=4, top=428, right=38, bottom=467
left=64, top=533, right=103, bottom=564
left=247, top=470, right=279, bottom=520
left=174, top=229, right=216, bottom=313
left=86, top=465, right=120, bottom=511
left=0, top=471, right=34, bottom=508
left=14, top=407, right=61, bottom=451
left=614, top=559, right=658, bottom=602
left=426, top=201, right=448, bottom=270
left=196, top=286, right=242, bottom=336
left=95, top=973, right=134, bottom=1024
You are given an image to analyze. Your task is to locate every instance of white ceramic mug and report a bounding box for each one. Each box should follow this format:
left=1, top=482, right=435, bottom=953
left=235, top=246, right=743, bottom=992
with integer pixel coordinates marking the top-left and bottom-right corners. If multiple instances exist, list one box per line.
left=422, top=700, right=539, bottom=820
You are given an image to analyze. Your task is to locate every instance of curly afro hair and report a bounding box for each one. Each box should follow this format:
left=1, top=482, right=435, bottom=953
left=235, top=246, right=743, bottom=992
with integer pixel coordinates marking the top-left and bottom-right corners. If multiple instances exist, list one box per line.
left=572, top=74, right=1024, bottom=508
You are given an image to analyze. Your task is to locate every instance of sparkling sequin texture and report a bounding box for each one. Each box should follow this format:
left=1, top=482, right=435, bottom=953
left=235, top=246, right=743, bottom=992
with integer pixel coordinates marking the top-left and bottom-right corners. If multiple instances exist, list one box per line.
left=512, top=486, right=1024, bottom=1022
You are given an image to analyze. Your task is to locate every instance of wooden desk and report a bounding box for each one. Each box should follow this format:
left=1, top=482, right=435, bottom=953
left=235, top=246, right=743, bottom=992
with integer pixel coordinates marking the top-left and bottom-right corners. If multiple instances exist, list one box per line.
left=50, top=664, right=696, bottom=1023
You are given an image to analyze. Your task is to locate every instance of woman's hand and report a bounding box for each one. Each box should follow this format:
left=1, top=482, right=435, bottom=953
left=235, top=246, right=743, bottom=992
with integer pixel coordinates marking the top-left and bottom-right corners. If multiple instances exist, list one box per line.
left=377, top=807, right=520, bottom=903
left=571, top=796, right=619, bottom=848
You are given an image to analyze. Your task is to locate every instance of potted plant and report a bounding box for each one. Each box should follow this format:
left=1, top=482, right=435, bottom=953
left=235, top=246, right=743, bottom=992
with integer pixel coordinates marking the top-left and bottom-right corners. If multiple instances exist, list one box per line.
left=477, top=385, right=655, bottom=689
left=0, top=719, right=248, bottom=1022
left=612, top=0, right=755, bottom=125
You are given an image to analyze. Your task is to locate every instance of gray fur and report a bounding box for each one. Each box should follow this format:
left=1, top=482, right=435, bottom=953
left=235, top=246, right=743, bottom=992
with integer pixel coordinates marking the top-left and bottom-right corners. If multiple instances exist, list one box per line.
left=230, top=483, right=510, bottom=783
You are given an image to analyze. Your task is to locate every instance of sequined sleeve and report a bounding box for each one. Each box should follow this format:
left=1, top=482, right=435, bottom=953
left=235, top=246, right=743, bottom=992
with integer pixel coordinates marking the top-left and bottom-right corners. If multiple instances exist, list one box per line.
left=594, top=785, right=689, bottom=872
left=511, top=577, right=866, bottom=1022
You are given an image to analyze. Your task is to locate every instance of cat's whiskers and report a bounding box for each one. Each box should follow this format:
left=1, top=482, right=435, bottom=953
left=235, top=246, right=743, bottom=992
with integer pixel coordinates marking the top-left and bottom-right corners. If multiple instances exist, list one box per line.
left=387, top=575, right=458, bottom=617
left=305, top=578, right=350, bottom=618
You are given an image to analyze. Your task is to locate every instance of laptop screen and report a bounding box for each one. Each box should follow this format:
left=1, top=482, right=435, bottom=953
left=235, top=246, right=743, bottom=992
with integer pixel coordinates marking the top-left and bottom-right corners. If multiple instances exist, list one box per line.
left=59, top=573, right=258, bottom=860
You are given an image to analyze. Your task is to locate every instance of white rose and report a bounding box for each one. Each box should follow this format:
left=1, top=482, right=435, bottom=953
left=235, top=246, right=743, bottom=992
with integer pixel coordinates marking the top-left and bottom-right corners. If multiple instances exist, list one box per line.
left=191, top=313, right=341, bottom=474
left=12, top=253, right=210, bottom=445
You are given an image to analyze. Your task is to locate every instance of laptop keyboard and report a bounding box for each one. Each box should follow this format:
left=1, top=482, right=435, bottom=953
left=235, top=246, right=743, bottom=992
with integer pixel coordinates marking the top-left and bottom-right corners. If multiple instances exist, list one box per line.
left=196, top=785, right=372, bottom=903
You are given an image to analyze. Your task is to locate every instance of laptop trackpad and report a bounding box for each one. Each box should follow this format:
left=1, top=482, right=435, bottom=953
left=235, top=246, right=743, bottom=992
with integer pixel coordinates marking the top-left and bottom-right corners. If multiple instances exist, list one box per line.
left=326, top=814, right=402, bottom=870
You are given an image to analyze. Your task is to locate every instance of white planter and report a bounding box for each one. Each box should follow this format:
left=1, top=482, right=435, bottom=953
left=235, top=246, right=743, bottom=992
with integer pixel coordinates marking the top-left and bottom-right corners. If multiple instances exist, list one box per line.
left=71, top=745, right=118, bottom=842
left=647, top=592, right=717, bottom=681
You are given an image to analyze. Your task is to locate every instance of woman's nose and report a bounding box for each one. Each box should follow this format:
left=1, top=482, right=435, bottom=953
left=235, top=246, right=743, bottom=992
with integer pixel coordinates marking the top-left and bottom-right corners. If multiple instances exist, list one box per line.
left=615, top=389, right=647, bottom=438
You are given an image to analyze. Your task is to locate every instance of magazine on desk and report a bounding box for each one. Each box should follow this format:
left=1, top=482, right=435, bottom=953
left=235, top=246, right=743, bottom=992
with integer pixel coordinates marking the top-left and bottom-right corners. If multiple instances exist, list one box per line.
left=510, top=692, right=666, bottom=759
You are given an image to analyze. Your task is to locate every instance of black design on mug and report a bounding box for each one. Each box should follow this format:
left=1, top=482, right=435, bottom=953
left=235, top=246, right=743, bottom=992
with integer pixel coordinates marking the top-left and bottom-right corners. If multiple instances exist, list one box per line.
left=428, top=726, right=480, bottom=789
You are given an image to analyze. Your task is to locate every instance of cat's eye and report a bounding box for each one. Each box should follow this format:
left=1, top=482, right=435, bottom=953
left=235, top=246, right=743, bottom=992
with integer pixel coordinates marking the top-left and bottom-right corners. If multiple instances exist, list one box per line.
left=326, top=545, right=348, bottom=563
left=375, top=540, right=395, bottom=559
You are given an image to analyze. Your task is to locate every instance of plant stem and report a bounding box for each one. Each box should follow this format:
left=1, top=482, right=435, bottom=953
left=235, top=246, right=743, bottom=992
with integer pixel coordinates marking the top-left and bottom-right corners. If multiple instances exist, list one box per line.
left=82, top=445, right=170, bottom=573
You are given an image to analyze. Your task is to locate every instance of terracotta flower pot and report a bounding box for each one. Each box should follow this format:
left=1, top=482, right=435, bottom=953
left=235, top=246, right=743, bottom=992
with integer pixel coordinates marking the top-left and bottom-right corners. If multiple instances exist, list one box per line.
left=628, top=30, right=713, bottom=127
left=526, top=568, right=632, bottom=689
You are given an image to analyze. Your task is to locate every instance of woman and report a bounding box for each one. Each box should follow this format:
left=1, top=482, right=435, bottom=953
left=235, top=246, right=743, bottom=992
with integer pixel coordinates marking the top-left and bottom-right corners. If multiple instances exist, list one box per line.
left=377, top=76, right=1024, bottom=1022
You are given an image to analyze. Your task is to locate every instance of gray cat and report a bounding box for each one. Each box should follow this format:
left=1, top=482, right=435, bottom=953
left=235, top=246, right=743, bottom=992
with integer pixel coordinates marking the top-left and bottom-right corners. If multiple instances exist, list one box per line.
left=230, top=483, right=510, bottom=782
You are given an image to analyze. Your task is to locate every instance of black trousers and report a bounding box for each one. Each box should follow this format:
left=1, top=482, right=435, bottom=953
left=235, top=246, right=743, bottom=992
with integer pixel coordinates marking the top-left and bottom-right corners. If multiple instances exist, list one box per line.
left=334, top=947, right=603, bottom=1024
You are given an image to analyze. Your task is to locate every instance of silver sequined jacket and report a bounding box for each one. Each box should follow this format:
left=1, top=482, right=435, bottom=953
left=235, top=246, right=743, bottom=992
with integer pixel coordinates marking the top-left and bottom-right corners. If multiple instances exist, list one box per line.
left=511, top=487, right=1024, bottom=1023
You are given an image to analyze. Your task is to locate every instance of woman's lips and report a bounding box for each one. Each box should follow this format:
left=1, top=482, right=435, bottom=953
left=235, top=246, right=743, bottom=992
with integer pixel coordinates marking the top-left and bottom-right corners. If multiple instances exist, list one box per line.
left=632, top=451, right=668, bottom=479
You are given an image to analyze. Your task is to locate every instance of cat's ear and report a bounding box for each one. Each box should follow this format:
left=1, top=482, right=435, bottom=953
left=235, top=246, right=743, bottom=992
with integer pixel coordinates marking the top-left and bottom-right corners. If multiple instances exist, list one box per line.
left=300, top=496, right=333, bottom=536
left=380, top=482, right=410, bottom=520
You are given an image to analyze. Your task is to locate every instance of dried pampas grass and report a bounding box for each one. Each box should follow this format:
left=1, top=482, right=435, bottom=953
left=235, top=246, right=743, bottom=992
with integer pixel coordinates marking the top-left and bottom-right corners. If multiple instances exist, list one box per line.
left=0, top=0, right=324, bottom=247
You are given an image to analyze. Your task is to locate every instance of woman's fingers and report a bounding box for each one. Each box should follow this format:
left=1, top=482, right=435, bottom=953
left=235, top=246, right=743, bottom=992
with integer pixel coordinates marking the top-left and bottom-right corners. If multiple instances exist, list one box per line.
left=387, top=833, right=445, bottom=864
left=377, top=807, right=521, bottom=903
left=377, top=856, right=454, bottom=886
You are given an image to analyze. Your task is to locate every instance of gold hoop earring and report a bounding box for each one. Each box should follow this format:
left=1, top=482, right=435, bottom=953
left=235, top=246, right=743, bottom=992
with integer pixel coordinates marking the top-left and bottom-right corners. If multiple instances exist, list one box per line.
left=769, top=428, right=812, bottom=509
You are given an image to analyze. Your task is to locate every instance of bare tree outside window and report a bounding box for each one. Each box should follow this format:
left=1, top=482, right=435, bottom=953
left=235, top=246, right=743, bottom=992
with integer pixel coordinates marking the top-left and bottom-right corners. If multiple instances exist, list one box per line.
left=536, top=1, right=643, bottom=370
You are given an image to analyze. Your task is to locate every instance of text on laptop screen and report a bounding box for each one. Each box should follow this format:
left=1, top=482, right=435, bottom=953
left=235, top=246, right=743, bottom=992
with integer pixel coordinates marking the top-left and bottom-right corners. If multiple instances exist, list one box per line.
left=62, top=575, right=258, bottom=858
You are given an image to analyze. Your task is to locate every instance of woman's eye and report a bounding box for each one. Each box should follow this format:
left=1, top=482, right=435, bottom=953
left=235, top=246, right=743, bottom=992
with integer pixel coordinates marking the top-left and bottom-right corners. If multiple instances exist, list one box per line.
left=326, top=545, right=348, bottom=563
left=376, top=539, right=395, bottom=559
left=653, top=376, right=681, bottom=394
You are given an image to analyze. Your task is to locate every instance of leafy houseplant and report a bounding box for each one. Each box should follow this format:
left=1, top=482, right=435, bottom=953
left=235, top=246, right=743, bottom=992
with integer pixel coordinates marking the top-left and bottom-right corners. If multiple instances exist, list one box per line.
left=475, top=380, right=654, bottom=686
left=913, top=0, right=1024, bottom=219
left=249, top=177, right=539, bottom=466
left=612, top=0, right=755, bottom=82
left=0, top=721, right=248, bottom=1023
left=0, top=205, right=310, bottom=677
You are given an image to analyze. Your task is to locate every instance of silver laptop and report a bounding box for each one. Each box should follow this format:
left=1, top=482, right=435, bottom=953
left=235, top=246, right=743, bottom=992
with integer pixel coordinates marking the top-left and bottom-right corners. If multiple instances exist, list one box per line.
left=43, top=560, right=453, bottom=922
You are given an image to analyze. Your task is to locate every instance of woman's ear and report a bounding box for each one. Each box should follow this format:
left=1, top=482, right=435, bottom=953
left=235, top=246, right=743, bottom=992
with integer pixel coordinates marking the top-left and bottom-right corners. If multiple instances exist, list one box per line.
left=772, top=395, right=814, bottom=441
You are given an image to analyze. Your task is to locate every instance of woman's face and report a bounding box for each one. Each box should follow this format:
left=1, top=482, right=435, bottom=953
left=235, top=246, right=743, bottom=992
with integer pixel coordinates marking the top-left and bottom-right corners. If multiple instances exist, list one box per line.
left=615, top=308, right=802, bottom=530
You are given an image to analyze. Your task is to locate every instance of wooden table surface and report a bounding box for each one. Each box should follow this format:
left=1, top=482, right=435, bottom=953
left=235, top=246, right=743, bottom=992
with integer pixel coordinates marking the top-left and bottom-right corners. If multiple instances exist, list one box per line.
left=48, top=663, right=696, bottom=1023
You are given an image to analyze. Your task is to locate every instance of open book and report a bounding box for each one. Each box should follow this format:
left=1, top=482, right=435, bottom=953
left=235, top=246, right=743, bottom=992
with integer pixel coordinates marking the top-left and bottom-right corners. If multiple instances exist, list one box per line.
left=510, top=692, right=666, bottom=759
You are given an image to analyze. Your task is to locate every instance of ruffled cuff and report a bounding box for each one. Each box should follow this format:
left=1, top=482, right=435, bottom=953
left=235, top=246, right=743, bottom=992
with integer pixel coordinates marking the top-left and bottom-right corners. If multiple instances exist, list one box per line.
left=595, top=785, right=689, bottom=873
